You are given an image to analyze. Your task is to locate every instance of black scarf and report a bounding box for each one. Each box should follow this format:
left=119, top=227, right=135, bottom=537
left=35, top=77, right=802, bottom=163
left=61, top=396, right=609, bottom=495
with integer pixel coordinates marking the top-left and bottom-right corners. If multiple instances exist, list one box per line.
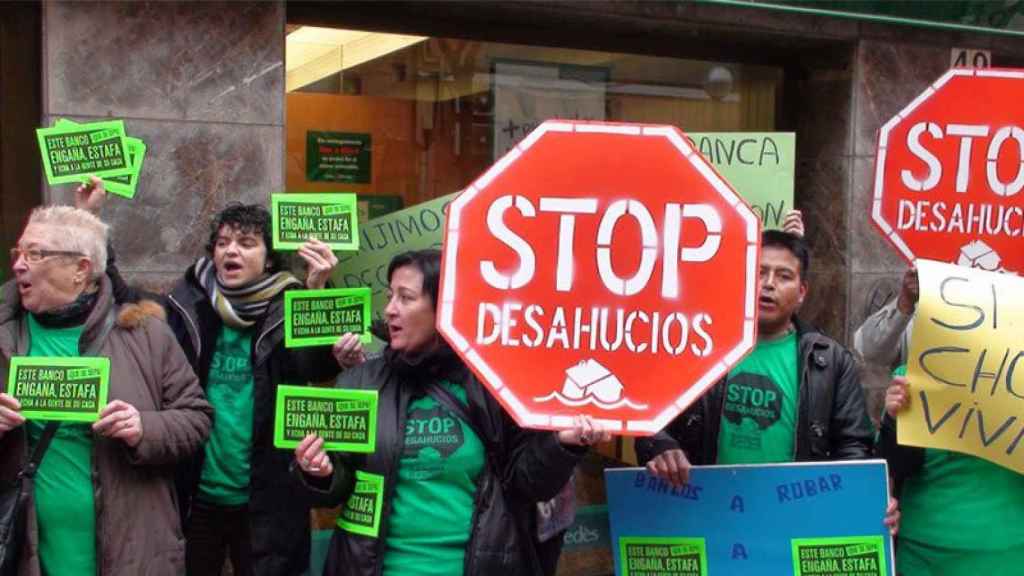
left=385, top=340, right=465, bottom=390
left=31, top=288, right=99, bottom=328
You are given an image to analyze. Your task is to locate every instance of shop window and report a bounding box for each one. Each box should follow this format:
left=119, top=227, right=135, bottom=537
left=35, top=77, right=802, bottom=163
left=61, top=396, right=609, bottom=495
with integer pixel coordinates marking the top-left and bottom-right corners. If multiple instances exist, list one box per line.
left=285, top=28, right=783, bottom=212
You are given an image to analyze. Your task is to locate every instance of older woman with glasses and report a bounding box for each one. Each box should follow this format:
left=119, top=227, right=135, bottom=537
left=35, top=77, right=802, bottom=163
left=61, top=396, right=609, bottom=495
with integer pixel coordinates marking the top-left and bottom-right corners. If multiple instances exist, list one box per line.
left=0, top=205, right=212, bottom=576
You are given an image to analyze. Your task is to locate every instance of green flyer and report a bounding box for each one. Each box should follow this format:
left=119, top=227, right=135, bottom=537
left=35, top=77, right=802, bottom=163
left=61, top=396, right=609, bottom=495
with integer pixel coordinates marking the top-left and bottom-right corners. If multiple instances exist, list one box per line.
left=284, top=287, right=372, bottom=347
left=273, top=384, right=378, bottom=453
left=792, top=535, right=886, bottom=576
left=37, top=119, right=133, bottom=185
left=307, top=131, right=371, bottom=183
left=618, top=536, right=707, bottom=576
left=7, top=356, right=111, bottom=422
left=271, top=193, right=360, bottom=251
left=55, top=118, right=146, bottom=198
left=337, top=470, right=384, bottom=537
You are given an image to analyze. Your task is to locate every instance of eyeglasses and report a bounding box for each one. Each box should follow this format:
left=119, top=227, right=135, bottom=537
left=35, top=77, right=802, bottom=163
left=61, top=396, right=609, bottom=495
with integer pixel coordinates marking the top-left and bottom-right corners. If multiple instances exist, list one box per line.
left=10, top=248, right=85, bottom=264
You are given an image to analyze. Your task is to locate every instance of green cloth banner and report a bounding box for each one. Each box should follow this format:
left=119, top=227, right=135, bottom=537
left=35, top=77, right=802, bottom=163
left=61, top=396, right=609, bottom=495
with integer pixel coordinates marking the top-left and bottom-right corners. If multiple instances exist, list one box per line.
left=36, top=120, right=134, bottom=185
left=8, top=356, right=110, bottom=422
left=271, top=193, right=360, bottom=251
left=284, top=287, right=372, bottom=347
left=55, top=118, right=146, bottom=198
left=334, top=192, right=454, bottom=341
left=273, top=385, right=378, bottom=453
left=307, top=131, right=371, bottom=183
left=687, top=132, right=795, bottom=230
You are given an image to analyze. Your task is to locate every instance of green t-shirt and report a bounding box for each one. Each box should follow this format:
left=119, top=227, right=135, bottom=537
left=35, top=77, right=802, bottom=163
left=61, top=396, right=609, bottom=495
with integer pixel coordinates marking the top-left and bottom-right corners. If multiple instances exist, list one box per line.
left=891, top=366, right=1024, bottom=570
left=716, top=331, right=798, bottom=465
left=25, top=314, right=96, bottom=576
left=198, top=325, right=254, bottom=506
left=382, top=382, right=485, bottom=576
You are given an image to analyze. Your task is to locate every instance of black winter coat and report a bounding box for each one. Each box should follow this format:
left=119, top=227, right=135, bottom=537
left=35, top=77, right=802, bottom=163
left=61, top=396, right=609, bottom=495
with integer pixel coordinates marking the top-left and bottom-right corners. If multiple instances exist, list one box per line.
left=300, top=347, right=586, bottom=576
left=636, top=319, right=875, bottom=465
left=113, top=262, right=340, bottom=575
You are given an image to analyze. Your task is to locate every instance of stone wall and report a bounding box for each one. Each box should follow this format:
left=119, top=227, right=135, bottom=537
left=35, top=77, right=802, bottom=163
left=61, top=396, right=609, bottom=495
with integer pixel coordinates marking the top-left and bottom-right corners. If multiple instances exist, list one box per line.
left=42, top=1, right=285, bottom=290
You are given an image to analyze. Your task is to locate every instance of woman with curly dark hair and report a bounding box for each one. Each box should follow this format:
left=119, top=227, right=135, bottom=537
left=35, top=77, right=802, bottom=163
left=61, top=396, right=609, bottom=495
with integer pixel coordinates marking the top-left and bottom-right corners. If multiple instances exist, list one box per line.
left=78, top=180, right=363, bottom=576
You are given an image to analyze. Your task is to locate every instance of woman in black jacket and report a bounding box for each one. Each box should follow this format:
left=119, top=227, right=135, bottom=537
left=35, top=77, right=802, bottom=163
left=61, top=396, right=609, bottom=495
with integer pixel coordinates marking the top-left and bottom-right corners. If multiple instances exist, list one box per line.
left=294, top=249, right=607, bottom=576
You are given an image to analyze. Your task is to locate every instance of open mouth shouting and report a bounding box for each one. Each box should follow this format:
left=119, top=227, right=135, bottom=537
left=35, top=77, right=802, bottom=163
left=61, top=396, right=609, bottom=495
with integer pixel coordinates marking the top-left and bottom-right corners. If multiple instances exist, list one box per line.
left=16, top=278, right=32, bottom=298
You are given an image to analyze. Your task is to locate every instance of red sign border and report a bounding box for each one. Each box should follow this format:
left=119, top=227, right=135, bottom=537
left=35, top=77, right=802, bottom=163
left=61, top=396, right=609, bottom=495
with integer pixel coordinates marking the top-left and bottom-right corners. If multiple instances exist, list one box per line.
left=438, top=120, right=761, bottom=435
left=871, top=68, right=1024, bottom=264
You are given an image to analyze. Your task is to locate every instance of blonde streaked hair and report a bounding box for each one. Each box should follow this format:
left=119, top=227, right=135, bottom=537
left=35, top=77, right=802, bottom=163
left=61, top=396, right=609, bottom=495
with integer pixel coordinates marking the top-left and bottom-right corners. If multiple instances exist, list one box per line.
left=26, top=206, right=108, bottom=279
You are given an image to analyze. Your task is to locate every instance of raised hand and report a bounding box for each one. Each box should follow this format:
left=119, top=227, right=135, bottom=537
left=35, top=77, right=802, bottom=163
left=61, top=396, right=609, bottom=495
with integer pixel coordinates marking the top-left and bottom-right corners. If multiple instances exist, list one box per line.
left=74, top=175, right=107, bottom=214
left=298, top=238, right=339, bottom=290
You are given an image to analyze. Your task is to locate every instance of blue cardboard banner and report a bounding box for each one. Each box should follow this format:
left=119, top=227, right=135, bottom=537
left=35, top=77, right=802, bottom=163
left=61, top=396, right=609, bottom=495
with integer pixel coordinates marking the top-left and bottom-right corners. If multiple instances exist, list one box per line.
left=606, top=460, right=894, bottom=576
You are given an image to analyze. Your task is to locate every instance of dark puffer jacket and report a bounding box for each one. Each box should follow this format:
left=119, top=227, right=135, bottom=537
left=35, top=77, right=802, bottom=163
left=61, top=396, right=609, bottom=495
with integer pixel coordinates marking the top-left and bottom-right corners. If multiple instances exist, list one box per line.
left=637, top=318, right=875, bottom=465
left=301, top=346, right=586, bottom=576
left=114, top=261, right=341, bottom=576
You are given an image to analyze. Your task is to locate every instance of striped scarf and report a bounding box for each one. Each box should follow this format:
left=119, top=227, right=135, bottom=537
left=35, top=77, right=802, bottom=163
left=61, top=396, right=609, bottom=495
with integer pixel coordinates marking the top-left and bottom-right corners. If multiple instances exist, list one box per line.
left=194, top=257, right=301, bottom=329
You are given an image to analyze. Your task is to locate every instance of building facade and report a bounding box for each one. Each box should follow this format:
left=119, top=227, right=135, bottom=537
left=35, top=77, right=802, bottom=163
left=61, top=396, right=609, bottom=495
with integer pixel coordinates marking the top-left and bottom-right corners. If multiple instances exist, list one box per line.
left=4, top=2, right=1024, bottom=573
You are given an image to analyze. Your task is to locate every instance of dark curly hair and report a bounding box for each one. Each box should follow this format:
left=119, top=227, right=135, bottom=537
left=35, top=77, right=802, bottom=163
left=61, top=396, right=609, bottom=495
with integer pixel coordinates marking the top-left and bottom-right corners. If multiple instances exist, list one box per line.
left=205, top=203, right=285, bottom=273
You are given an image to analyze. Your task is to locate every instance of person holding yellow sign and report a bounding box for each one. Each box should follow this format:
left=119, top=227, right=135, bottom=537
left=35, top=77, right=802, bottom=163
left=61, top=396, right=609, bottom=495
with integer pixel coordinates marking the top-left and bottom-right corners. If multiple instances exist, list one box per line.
left=880, top=366, right=1024, bottom=575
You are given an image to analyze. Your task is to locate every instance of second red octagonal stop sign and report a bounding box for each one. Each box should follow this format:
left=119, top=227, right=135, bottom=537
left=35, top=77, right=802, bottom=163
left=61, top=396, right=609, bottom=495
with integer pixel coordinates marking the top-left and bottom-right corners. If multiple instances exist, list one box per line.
left=438, top=120, right=761, bottom=435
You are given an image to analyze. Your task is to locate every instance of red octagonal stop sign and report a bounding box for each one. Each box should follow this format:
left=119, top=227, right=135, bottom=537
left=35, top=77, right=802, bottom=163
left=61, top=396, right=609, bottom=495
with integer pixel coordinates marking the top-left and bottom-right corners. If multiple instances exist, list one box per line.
left=437, top=120, right=760, bottom=435
left=873, top=68, right=1024, bottom=272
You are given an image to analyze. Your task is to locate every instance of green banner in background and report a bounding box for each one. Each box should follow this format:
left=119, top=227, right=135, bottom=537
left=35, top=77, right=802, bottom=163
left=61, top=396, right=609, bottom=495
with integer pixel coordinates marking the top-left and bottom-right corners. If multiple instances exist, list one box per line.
left=334, top=192, right=455, bottom=337
left=687, top=132, right=795, bottom=230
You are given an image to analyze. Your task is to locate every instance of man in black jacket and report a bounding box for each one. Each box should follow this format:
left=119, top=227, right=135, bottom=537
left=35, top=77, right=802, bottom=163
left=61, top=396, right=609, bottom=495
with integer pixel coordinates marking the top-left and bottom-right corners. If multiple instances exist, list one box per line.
left=636, top=231, right=876, bottom=479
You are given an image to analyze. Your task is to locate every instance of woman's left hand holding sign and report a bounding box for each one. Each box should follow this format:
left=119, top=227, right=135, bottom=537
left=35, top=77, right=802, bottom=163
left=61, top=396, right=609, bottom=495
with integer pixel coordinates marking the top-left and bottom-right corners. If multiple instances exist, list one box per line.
left=295, top=433, right=333, bottom=478
left=93, top=399, right=144, bottom=447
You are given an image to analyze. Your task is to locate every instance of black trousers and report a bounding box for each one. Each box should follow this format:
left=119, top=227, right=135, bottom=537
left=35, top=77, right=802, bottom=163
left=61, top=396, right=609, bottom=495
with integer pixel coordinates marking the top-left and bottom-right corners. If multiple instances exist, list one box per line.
left=186, top=499, right=254, bottom=576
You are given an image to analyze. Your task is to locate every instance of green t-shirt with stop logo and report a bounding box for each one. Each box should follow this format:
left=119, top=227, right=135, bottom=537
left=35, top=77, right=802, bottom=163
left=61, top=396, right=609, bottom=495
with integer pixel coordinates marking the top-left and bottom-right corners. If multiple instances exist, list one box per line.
left=198, top=325, right=255, bottom=505
left=716, top=331, right=798, bottom=465
left=382, top=381, right=485, bottom=576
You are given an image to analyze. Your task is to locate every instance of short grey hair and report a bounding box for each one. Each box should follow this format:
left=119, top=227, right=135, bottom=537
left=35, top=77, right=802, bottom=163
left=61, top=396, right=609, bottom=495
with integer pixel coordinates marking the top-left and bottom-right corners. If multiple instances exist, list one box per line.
left=26, top=206, right=109, bottom=279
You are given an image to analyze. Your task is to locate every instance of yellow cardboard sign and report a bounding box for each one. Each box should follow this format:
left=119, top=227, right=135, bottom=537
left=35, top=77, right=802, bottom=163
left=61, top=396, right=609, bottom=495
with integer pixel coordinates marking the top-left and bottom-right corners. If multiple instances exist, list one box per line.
left=902, top=259, right=1024, bottom=474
